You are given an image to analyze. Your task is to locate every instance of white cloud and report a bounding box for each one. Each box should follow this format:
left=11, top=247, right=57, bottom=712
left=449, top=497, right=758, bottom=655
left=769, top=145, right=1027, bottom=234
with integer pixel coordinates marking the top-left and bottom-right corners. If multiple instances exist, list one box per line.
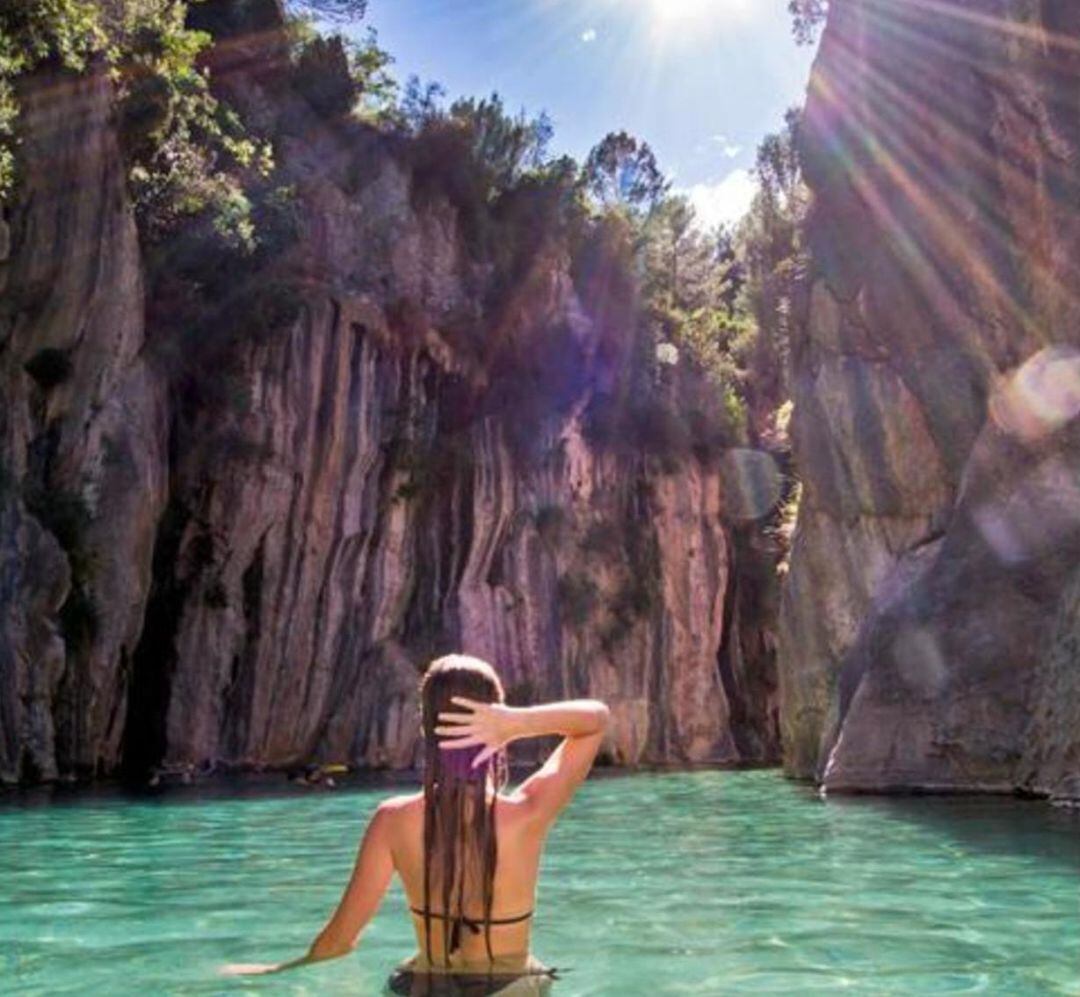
left=581, top=27, right=597, bottom=42
left=684, top=169, right=758, bottom=230
left=711, top=134, right=743, bottom=159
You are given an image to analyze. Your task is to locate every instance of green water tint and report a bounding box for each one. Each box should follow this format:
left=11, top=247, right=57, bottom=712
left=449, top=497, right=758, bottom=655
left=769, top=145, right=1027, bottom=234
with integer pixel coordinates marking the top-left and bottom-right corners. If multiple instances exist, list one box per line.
left=2, top=770, right=1078, bottom=995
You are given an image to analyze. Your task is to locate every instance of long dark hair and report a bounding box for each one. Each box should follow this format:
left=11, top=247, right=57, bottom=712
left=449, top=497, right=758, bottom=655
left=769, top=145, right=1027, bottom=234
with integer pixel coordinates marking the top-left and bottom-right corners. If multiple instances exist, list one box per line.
left=419, top=654, right=510, bottom=966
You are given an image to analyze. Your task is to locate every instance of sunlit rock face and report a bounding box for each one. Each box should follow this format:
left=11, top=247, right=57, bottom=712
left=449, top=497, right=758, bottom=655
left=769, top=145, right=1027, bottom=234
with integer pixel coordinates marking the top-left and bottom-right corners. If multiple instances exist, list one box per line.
left=781, top=0, right=1080, bottom=802
left=0, top=69, right=169, bottom=782
left=0, top=5, right=782, bottom=783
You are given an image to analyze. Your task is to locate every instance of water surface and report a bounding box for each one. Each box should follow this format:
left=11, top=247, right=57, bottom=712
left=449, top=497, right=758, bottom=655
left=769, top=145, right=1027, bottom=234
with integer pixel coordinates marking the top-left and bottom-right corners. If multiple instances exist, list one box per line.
left=2, top=770, right=1078, bottom=994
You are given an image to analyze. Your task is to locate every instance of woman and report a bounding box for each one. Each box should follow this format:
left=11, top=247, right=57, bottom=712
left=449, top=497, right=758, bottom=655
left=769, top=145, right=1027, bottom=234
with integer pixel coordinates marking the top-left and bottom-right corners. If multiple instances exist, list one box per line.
left=222, top=653, right=610, bottom=994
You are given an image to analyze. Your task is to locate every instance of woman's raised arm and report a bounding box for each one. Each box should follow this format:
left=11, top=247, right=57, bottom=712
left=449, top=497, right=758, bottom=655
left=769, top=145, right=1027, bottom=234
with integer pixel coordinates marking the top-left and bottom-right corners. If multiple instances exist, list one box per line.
left=437, top=696, right=611, bottom=825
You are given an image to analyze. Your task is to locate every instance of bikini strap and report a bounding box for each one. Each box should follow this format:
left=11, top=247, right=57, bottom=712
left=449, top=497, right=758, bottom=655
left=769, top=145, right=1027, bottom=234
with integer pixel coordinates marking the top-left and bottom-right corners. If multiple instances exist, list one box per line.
left=409, top=906, right=534, bottom=926
left=409, top=907, right=533, bottom=952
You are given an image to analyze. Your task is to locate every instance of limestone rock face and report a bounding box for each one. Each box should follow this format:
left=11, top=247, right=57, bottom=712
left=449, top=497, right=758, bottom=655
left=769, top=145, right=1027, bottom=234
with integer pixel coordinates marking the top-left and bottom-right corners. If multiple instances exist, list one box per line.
left=143, top=175, right=767, bottom=773
left=780, top=0, right=1080, bottom=802
left=0, top=12, right=781, bottom=783
left=0, top=69, right=168, bottom=783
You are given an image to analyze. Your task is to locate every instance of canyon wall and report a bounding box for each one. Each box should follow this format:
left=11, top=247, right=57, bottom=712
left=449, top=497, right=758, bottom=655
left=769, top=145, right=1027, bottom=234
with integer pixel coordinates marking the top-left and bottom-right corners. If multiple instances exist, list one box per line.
left=0, top=8, right=782, bottom=784
left=0, top=68, right=169, bottom=783
left=14, top=0, right=1075, bottom=802
left=780, top=0, right=1080, bottom=803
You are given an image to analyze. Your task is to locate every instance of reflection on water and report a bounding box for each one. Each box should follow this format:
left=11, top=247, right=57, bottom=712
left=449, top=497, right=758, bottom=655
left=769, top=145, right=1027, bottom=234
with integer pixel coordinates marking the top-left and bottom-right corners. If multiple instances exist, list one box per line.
left=2, top=770, right=1078, bottom=995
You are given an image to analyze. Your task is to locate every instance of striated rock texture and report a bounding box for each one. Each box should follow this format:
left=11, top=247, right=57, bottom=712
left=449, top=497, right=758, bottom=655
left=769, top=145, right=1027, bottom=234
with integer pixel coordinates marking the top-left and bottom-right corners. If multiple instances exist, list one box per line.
left=0, top=68, right=168, bottom=783
left=0, top=8, right=782, bottom=784
left=780, top=0, right=1080, bottom=802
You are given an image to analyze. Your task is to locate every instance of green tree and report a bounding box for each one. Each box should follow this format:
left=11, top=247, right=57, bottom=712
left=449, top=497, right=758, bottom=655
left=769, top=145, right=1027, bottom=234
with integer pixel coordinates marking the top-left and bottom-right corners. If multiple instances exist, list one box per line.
left=447, top=93, right=553, bottom=195
left=387, top=73, right=444, bottom=133
left=294, top=33, right=356, bottom=117
left=287, top=5, right=395, bottom=123
left=638, top=195, right=751, bottom=434
left=734, top=107, right=808, bottom=427
left=583, top=131, right=670, bottom=216
left=0, top=0, right=272, bottom=245
left=349, top=26, right=395, bottom=118
left=643, top=196, right=740, bottom=315
left=0, top=0, right=106, bottom=200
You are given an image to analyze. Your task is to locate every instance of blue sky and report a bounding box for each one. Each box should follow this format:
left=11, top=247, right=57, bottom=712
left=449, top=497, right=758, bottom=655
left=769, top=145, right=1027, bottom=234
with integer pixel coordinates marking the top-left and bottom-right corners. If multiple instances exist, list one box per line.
left=356, top=0, right=820, bottom=228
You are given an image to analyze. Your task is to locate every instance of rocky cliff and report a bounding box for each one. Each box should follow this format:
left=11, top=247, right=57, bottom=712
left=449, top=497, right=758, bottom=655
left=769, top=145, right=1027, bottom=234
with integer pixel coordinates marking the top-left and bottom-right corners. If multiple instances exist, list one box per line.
left=0, top=7, right=782, bottom=784
left=14, top=0, right=1074, bottom=803
left=780, top=0, right=1080, bottom=803
left=0, top=65, right=169, bottom=784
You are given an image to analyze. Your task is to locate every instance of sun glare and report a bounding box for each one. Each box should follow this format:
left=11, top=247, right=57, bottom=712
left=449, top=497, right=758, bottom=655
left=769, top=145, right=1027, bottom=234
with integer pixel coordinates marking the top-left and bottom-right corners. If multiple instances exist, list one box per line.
left=650, top=0, right=751, bottom=26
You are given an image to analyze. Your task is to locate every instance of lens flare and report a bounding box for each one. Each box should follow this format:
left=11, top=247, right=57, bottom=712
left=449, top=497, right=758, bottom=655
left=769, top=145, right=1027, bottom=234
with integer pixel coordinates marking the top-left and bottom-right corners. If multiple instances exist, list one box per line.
left=988, top=346, right=1080, bottom=442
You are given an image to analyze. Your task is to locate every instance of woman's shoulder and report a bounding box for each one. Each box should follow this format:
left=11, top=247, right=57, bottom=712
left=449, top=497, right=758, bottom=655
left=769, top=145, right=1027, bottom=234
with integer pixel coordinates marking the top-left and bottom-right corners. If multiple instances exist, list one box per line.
left=372, top=789, right=533, bottom=830
left=375, top=791, right=424, bottom=818
left=368, top=792, right=424, bottom=835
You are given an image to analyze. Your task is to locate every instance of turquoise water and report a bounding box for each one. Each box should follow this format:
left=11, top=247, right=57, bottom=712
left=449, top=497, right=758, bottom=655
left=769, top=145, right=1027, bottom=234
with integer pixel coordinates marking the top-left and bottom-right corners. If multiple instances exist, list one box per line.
left=2, top=769, right=1078, bottom=995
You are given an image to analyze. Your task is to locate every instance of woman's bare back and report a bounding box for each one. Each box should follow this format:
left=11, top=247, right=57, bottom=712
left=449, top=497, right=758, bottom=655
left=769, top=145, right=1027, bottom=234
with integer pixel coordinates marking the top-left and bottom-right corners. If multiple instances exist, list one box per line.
left=382, top=788, right=550, bottom=968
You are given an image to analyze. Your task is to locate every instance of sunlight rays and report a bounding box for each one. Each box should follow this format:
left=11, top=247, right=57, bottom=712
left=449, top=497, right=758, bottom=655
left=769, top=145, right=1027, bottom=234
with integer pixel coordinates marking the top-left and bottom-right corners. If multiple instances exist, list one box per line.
left=647, top=0, right=755, bottom=28
left=804, top=0, right=1080, bottom=363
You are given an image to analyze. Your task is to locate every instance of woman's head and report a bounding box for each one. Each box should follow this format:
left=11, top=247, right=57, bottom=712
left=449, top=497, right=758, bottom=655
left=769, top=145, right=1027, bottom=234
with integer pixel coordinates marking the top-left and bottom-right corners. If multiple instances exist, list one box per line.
left=417, top=653, right=507, bottom=965
left=419, top=654, right=505, bottom=783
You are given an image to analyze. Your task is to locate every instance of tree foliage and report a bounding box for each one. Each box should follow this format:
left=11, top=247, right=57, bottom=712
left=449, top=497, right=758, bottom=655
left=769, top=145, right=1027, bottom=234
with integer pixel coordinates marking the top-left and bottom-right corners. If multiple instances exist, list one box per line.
left=733, top=107, right=809, bottom=421
left=583, top=131, right=670, bottom=216
left=396, top=73, right=447, bottom=130
left=285, top=0, right=368, bottom=23
left=643, top=196, right=742, bottom=315
left=287, top=12, right=395, bottom=122
left=788, top=0, right=827, bottom=45
left=449, top=94, right=553, bottom=193
left=0, top=0, right=273, bottom=247
left=0, top=0, right=106, bottom=199
left=570, top=138, right=753, bottom=462
left=348, top=25, right=395, bottom=117
left=393, top=81, right=570, bottom=264
left=293, top=32, right=355, bottom=116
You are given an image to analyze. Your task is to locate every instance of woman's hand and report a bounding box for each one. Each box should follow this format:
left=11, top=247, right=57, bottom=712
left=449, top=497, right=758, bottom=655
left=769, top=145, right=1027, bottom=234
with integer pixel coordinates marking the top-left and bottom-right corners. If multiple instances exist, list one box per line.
left=219, top=963, right=277, bottom=976
left=218, top=951, right=324, bottom=976
left=218, top=961, right=295, bottom=976
left=436, top=696, right=518, bottom=767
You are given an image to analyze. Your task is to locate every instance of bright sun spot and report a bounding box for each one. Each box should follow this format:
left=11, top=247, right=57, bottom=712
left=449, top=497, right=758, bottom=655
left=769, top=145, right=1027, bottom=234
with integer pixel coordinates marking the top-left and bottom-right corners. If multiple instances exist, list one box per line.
left=650, top=0, right=752, bottom=25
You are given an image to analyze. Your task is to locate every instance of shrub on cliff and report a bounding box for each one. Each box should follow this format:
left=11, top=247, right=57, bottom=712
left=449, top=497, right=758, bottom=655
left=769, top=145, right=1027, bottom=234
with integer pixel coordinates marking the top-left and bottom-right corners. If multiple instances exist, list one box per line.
left=490, top=156, right=587, bottom=288
left=0, top=0, right=106, bottom=200
left=486, top=321, right=591, bottom=461
left=0, top=0, right=274, bottom=252
left=600, top=525, right=662, bottom=649
left=397, top=86, right=562, bottom=257
left=288, top=19, right=393, bottom=123
left=789, top=0, right=827, bottom=44
left=294, top=34, right=356, bottom=117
